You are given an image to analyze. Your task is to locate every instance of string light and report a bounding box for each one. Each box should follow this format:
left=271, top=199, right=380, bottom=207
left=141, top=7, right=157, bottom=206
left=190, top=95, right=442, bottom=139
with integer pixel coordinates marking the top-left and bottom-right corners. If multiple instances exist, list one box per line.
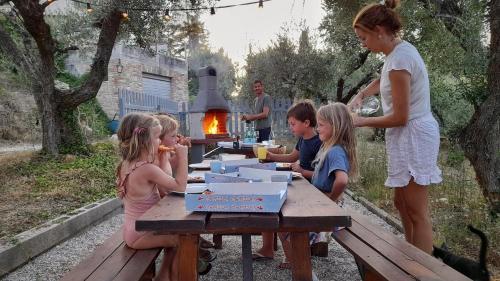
left=121, top=10, right=129, bottom=20
left=164, top=9, right=171, bottom=21
left=71, top=0, right=272, bottom=20
left=72, top=0, right=271, bottom=12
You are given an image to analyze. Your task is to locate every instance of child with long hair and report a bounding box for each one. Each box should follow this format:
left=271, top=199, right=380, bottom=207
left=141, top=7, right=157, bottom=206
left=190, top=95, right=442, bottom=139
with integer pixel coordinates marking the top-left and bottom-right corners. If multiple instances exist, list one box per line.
left=278, top=103, right=357, bottom=270
left=116, top=112, right=188, bottom=281
left=312, top=103, right=357, bottom=200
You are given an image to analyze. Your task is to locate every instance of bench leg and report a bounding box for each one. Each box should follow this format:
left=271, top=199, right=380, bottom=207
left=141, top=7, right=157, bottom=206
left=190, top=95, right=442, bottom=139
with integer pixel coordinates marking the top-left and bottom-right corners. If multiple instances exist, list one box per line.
left=364, top=270, right=383, bottom=281
left=355, top=259, right=383, bottom=281
left=290, top=232, right=313, bottom=281
left=178, top=234, right=199, bottom=281
left=213, top=234, right=223, bottom=249
left=139, top=262, right=156, bottom=281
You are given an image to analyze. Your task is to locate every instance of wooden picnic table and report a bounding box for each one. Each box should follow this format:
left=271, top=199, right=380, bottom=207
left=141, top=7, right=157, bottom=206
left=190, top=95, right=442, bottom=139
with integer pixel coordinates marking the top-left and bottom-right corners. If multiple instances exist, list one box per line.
left=136, top=178, right=351, bottom=281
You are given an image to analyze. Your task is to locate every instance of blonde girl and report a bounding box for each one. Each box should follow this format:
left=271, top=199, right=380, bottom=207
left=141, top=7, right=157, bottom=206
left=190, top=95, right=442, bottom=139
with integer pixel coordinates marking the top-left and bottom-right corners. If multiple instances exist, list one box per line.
left=312, top=102, right=357, bottom=202
left=351, top=0, right=441, bottom=254
left=116, top=113, right=188, bottom=281
left=155, top=113, right=181, bottom=177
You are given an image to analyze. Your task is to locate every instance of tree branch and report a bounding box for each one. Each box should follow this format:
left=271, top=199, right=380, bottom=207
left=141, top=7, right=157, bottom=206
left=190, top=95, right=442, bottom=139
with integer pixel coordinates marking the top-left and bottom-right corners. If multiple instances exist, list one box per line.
left=340, top=62, right=383, bottom=104
left=56, top=45, right=79, bottom=53
left=60, top=9, right=123, bottom=107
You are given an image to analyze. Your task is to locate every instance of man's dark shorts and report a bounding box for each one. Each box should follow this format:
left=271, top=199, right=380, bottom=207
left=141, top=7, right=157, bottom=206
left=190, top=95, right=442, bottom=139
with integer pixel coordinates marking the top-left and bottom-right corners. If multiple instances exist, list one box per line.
left=257, top=127, right=271, bottom=142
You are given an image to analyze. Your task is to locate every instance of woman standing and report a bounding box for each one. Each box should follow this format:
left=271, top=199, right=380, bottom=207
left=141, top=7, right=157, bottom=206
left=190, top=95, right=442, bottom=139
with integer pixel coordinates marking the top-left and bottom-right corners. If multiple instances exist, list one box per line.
left=350, top=0, right=442, bottom=254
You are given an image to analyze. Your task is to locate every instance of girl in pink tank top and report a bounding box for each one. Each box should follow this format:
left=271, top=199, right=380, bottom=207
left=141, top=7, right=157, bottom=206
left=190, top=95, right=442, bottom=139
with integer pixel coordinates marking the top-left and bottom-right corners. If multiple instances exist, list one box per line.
left=116, top=113, right=188, bottom=281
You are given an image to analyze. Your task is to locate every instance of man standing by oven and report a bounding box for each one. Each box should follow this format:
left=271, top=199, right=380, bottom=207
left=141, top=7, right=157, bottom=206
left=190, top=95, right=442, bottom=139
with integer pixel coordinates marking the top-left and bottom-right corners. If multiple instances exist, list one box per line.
left=241, top=80, right=273, bottom=142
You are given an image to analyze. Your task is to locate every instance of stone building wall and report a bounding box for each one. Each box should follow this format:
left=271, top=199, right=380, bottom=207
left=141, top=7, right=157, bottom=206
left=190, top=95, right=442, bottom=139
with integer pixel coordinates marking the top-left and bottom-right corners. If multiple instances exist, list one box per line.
left=66, top=43, right=188, bottom=119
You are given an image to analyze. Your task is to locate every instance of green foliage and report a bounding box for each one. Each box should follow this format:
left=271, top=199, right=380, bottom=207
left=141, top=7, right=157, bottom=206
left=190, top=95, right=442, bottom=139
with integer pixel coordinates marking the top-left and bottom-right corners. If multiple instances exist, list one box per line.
left=241, top=27, right=331, bottom=101
left=59, top=109, right=90, bottom=155
left=78, top=98, right=112, bottom=139
left=13, top=142, right=117, bottom=201
left=188, top=47, right=236, bottom=99
left=446, top=145, right=466, bottom=168
left=0, top=142, right=119, bottom=238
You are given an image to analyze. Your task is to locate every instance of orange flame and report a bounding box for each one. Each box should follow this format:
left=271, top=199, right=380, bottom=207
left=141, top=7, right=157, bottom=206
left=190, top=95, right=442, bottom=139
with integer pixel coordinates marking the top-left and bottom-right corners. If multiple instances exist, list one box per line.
left=208, top=116, right=219, bottom=134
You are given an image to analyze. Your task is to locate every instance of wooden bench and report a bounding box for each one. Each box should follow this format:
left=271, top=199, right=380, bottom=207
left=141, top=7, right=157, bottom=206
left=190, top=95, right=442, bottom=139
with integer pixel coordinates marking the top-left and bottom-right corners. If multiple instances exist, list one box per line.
left=60, top=229, right=162, bottom=281
left=332, top=213, right=472, bottom=281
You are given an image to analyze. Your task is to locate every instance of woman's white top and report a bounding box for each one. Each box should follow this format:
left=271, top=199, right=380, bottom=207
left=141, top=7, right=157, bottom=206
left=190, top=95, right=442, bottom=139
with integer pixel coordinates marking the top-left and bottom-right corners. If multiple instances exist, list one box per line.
left=380, top=41, right=431, bottom=120
left=379, top=41, right=442, bottom=187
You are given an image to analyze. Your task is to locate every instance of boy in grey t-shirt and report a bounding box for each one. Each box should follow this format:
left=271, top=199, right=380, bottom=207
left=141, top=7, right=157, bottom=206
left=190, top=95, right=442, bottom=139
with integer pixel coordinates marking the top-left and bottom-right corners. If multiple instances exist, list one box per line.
left=241, top=80, right=272, bottom=142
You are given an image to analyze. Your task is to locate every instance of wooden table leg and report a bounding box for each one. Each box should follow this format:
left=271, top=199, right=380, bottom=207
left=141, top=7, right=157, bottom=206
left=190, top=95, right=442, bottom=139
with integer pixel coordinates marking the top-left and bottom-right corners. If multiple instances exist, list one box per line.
left=213, top=234, right=223, bottom=249
left=178, top=234, right=199, bottom=281
left=290, top=232, right=313, bottom=281
left=242, top=234, right=254, bottom=281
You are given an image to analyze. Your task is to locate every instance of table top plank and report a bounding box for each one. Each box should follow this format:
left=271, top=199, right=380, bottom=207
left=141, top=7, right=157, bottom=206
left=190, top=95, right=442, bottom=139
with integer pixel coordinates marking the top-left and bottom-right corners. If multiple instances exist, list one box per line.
left=136, top=194, right=207, bottom=233
left=351, top=213, right=472, bottom=281
left=280, top=179, right=351, bottom=230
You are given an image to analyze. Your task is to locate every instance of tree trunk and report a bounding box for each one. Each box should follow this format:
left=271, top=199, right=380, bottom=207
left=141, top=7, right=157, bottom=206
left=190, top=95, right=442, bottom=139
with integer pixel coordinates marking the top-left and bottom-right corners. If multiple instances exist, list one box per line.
left=6, top=1, right=122, bottom=155
left=459, top=0, right=500, bottom=212
left=35, top=92, right=85, bottom=155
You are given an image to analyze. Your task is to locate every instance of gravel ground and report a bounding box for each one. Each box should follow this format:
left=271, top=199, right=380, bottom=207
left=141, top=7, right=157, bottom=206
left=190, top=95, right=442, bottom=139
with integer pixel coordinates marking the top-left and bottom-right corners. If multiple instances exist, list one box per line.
left=2, top=194, right=402, bottom=281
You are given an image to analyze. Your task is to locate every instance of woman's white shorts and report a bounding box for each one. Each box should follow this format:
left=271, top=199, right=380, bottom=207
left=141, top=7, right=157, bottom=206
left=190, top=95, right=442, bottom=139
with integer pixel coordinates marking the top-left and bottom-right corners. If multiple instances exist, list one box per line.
left=385, top=114, right=442, bottom=187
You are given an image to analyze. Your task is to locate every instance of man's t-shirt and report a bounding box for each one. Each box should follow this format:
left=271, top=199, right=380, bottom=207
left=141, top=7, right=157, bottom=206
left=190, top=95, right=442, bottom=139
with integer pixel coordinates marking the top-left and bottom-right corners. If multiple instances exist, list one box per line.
left=312, top=145, right=350, bottom=193
left=254, top=94, right=272, bottom=130
left=295, top=135, right=322, bottom=171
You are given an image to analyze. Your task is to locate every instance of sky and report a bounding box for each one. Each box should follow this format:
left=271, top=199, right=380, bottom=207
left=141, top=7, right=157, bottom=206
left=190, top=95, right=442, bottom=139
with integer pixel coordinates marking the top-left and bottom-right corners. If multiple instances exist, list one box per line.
left=200, top=0, right=325, bottom=67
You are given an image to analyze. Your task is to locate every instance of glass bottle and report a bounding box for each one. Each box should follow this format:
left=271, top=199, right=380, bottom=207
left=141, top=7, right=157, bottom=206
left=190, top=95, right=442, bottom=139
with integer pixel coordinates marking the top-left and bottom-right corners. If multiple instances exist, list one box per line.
left=244, top=120, right=253, bottom=143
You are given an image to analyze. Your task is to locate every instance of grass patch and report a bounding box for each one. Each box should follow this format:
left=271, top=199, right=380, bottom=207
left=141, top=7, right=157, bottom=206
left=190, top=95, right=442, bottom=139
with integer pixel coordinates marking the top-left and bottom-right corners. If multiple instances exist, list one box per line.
left=349, top=129, right=499, bottom=275
left=0, top=142, right=118, bottom=240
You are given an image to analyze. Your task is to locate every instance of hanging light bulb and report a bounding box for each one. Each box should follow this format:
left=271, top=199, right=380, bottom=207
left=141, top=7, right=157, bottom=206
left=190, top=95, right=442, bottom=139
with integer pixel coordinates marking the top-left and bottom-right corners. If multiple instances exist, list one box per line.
left=86, top=3, right=93, bottom=13
left=164, top=9, right=171, bottom=21
left=258, top=0, right=263, bottom=8
left=210, top=6, right=215, bottom=15
left=122, top=10, right=129, bottom=20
